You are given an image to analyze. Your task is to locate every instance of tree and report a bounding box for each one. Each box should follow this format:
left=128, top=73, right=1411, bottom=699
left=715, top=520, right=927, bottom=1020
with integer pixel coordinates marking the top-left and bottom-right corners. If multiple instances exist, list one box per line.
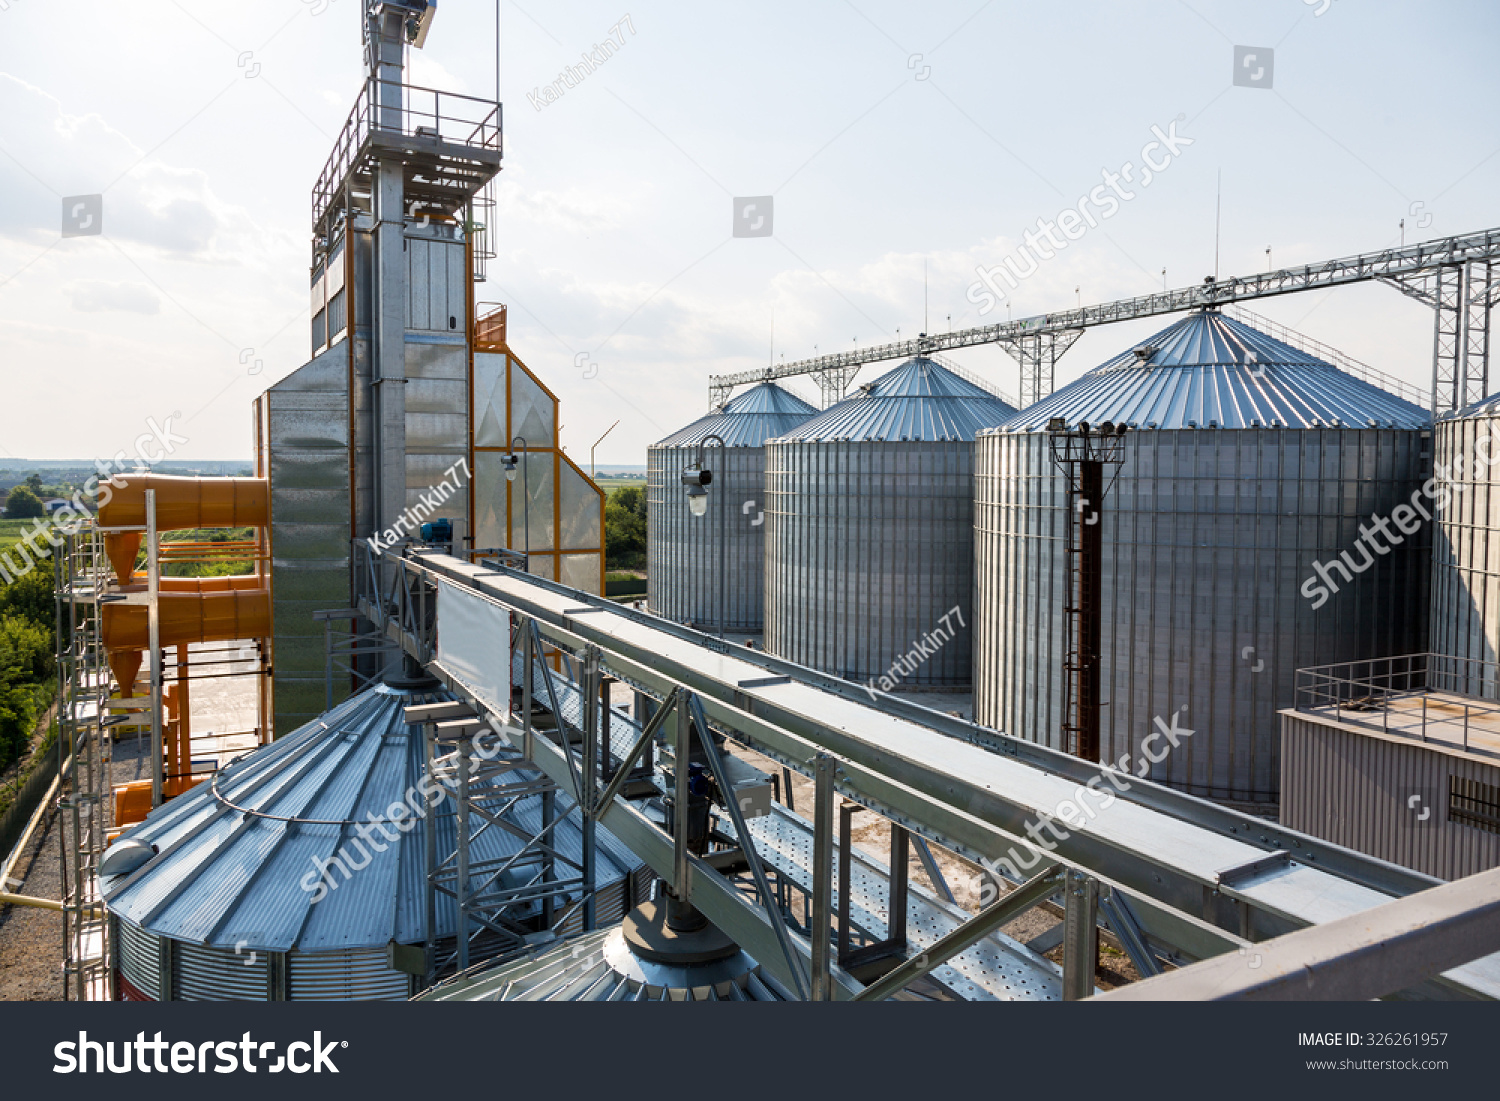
left=24, top=473, right=43, bottom=495
left=605, top=486, right=647, bottom=569
left=4, top=486, right=44, bottom=519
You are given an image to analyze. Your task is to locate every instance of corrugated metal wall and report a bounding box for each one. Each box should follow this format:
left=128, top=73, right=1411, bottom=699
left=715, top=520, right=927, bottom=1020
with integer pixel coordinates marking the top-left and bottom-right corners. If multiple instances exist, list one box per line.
left=260, top=346, right=353, bottom=736
left=765, top=439, right=975, bottom=686
left=648, top=446, right=770, bottom=631
left=1430, top=411, right=1500, bottom=695
left=975, top=427, right=1430, bottom=804
left=1281, top=712, right=1500, bottom=879
left=115, top=923, right=417, bottom=1001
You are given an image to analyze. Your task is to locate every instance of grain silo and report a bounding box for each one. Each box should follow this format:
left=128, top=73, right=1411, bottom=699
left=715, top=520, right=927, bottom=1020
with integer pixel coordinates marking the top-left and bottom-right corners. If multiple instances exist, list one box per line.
left=1430, top=392, right=1500, bottom=693
left=99, top=679, right=644, bottom=1001
left=764, top=358, right=1017, bottom=688
left=974, top=309, right=1431, bottom=806
left=648, top=381, right=818, bottom=632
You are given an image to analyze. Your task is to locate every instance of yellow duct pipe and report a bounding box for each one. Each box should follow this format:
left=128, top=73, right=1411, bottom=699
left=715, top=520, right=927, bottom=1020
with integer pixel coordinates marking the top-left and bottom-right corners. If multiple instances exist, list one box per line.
left=102, top=589, right=270, bottom=697
left=98, top=475, right=268, bottom=586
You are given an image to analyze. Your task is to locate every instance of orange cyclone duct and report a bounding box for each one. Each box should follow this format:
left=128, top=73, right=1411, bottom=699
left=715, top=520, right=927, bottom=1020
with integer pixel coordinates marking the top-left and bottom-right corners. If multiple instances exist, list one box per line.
left=101, top=589, right=270, bottom=697
left=125, top=574, right=265, bottom=595
left=97, top=475, right=268, bottom=586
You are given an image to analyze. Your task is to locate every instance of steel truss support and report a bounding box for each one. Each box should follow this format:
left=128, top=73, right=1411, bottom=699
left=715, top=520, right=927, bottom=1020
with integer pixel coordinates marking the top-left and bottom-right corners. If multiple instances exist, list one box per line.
left=315, top=608, right=400, bottom=710
left=421, top=713, right=585, bottom=978
left=1062, top=868, right=1099, bottom=1001
left=1000, top=329, right=1084, bottom=408
left=55, top=524, right=113, bottom=1001
left=1386, top=259, right=1495, bottom=415
left=812, top=364, right=861, bottom=409
left=853, top=863, right=1063, bottom=1001
left=709, top=226, right=1500, bottom=409
left=1466, top=261, right=1492, bottom=409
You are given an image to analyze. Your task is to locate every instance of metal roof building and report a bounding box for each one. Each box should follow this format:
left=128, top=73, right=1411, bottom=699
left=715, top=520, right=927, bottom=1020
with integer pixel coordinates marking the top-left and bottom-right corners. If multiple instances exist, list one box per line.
left=764, top=358, right=1017, bottom=687
left=100, top=681, right=643, bottom=1000
left=647, top=382, right=818, bottom=632
left=974, top=310, right=1432, bottom=805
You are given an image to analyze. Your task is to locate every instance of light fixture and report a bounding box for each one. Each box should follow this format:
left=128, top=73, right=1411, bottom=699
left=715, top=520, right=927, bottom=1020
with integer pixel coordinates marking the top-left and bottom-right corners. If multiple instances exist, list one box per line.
left=682, top=467, right=712, bottom=517
left=503, top=453, right=518, bottom=482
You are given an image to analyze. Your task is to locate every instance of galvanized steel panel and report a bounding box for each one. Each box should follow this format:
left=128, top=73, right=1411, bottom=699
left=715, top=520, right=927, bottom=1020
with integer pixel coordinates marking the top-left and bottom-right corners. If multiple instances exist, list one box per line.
left=777, top=358, right=1015, bottom=443
left=648, top=382, right=817, bottom=632
left=1001, top=311, right=1429, bottom=432
left=117, top=919, right=162, bottom=1000
left=176, top=940, right=269, bottom=1001
left=103, top=683, right=637, bottom=953
left=473, top=352, right=507, bottom=446
left=975, top=427, right=1429, bottom=805
left=765, top=438, right=978, bottom=686
left=649, top=446, right=776, bottom=632
left=510, top=361, right=555, bottom=444
left=1431, top=410, right=1500, bottom=692
left=1281, top=712, right=1500, bottom=879
left=288, top=948, right=410, bottom=1000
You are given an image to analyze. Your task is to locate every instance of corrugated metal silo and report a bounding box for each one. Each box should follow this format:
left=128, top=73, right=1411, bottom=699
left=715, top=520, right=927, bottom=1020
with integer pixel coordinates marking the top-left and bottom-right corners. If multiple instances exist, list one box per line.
left=101, top=681, right=641, bottom=1001
left=647, top=382, right=818, bottom=632
left=974, top=310, right=1432, bottom=805
left=1431, top=393, right=1500, bottom=693
left=764, top=358, right=1017, bottom=687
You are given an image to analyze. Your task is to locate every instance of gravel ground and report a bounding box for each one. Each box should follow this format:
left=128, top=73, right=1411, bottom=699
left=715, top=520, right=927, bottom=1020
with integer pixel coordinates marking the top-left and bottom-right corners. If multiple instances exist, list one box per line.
left=0, top=731, right=152, bottom=1002
left=0, top=796, right=65, bottom=1001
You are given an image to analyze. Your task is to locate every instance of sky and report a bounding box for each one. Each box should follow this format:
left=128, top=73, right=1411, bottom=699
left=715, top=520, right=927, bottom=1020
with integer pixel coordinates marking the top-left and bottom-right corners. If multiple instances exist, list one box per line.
left=0, top=0, right=1497, bottom=467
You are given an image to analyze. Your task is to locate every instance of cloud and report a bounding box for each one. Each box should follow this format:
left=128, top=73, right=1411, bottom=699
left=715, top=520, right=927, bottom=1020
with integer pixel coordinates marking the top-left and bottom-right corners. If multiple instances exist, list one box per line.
left=0, top=73, right=292, bottom=264
left=69, top=279, right=161, bottom=314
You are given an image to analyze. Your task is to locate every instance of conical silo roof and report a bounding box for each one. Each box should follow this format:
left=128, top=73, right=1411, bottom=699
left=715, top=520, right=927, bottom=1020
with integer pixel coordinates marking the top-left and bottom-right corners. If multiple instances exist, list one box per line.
left=1445, top=388, right=1500, bottom=419
left=776, top=357, right=1017, bottom=443
left=99, top=682, right=638, bottom=953
left=992, top=311, right=1430, bottom=432
left=654, top=381, right=818, bottom=448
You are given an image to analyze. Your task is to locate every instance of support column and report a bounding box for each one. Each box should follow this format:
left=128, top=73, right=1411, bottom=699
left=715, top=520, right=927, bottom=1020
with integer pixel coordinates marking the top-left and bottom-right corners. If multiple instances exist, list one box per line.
left=1062, top=869, right=1098, bottom=1001
left=811, top=753, right=836, bottom=1000
left=1465, top=261, right=1493, bottom=408
left=1432, top=263, right=1465, bottom=415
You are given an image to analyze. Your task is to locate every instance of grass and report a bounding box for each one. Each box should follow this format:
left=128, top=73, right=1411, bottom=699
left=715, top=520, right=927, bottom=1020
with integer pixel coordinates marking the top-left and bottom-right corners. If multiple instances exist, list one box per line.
left=593, top=475, right=646, bottom=493
left=0, top=519, right=39, bottom=555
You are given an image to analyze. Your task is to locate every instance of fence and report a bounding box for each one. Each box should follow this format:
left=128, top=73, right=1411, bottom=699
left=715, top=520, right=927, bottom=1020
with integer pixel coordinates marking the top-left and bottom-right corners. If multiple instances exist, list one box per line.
left=0, top=745, right=60, bottom=877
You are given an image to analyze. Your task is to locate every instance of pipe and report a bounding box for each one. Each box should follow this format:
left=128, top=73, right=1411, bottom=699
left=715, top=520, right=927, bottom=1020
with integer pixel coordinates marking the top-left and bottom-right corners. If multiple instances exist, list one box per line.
left=98, top=475, right=268, bottom=585
left=102, top=589, right=270, bottom=697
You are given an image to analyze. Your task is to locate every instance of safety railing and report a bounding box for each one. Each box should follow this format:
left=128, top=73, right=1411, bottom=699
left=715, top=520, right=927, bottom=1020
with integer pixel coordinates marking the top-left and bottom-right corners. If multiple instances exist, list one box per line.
left=1295, top=652, right=1500, bottom=755
left=312, top=78, right=502, bottom=231
left=1227, top=305, right=1432, bottom=409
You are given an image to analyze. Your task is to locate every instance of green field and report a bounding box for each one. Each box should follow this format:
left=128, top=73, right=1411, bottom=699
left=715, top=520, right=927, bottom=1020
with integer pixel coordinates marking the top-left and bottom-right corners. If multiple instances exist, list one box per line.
left=594, top=475, right=647, bottom=494
left=0, top=519, right=34, bottom=554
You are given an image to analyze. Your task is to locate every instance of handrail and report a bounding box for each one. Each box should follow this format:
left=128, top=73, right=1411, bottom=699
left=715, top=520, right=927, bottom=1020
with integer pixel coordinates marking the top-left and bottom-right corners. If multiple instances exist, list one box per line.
left=312, top=78, right=503, bottom=233
left=1294, top=652, right=1500, bottom=756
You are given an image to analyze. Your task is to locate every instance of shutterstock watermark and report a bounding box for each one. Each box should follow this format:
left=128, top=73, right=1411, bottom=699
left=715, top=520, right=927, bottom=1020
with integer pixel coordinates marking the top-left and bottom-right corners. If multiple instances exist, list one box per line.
left=299, top=714, right=511, bottom=903
left=54, top=1032, right=344, bottom=1074
left=977, top=709, right=1194, bottom=900
left=528, top=14, right=635, bottom=111
left=365, top=458, right=469, bottom=552
left=966, top=119, right=1192, bottom=315
left=1300, top=433, right=1498, bottom=609
left=0, top=413, right=189, bottom=585
left=862, top=606, right=965, bottom=700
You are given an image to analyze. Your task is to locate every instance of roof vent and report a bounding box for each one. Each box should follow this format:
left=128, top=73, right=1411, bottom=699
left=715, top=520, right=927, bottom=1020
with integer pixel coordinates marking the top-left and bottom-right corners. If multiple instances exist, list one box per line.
left=1133, top=344, right=1159, bottom=363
